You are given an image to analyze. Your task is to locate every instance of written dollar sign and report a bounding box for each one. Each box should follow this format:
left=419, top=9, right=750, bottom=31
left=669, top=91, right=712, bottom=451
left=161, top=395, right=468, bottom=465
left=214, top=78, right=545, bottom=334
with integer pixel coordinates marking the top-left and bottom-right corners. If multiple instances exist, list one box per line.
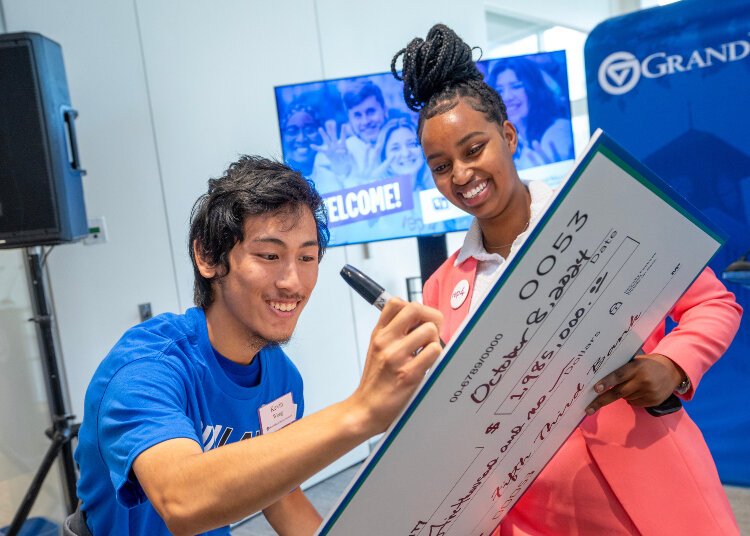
left=486, top=422, right=500, bottom=434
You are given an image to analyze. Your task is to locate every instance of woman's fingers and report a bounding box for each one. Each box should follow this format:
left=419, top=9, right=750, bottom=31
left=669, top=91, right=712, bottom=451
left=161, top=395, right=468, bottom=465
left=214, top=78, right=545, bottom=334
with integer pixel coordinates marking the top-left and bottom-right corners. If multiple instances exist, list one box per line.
left=585, top=354, right=683, bottom=414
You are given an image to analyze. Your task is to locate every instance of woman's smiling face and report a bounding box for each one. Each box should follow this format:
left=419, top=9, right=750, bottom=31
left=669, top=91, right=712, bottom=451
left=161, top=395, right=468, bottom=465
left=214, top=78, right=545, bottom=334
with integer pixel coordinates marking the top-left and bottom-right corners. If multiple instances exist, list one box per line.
left=494, top=68, right=528, bottom=127
left=385, top=126, right=424, bottom=176
left=420, top=98, right=520, bottom=222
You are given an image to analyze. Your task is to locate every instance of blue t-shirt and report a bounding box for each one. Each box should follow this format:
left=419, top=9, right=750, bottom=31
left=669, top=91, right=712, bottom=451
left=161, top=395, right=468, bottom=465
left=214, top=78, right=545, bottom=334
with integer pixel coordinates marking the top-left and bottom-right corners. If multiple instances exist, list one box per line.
left=214, top=347, right=262, bottom=388
left=74, top=307, right=304, bottom=535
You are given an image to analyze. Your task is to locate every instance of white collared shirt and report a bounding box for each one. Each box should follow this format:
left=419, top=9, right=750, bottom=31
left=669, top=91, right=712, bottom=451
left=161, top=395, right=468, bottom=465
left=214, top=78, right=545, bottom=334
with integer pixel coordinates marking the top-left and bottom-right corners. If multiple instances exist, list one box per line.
left=455, top=180, right=556, bottom=312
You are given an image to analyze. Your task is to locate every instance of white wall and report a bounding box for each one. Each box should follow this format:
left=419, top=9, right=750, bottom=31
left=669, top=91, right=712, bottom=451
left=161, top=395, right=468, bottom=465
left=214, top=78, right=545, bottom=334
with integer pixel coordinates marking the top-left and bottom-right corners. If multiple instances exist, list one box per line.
left=3, top=0, right=182, bottom=419
left=2, top=0, right=486, bottom=491
left=484, top=0, right=640, bottom=32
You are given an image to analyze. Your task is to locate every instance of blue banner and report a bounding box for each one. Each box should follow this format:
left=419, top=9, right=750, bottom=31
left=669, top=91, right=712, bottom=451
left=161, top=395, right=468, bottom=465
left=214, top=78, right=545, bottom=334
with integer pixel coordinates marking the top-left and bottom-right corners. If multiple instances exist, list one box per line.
left=585, top=0, right=750, bottom=486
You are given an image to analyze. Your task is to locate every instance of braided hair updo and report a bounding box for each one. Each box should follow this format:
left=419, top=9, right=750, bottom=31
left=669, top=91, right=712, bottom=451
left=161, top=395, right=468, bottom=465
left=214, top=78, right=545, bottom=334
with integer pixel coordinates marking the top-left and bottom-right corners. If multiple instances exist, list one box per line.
left=391, top=24, right=508, bottom=137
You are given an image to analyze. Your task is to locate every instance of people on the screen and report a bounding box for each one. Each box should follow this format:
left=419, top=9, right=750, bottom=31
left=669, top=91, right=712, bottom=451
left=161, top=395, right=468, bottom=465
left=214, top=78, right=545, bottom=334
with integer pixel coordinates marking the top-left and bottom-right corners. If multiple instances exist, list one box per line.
left=376, top=117, right=464, bottom=235
left=311, top=80, right=389, bottom=190
left=344, top=80, right=388, bottom=147
left=378, top=118, right=425, bottom=179
left=281, top=103, right=323, bottom=176
left=488, top=57, right=574, bottom=169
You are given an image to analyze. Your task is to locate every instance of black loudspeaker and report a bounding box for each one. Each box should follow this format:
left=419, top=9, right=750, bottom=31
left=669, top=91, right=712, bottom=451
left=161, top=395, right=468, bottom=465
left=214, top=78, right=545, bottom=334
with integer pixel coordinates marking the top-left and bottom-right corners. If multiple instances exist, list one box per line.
left=0, top=32, right=87, bottom=249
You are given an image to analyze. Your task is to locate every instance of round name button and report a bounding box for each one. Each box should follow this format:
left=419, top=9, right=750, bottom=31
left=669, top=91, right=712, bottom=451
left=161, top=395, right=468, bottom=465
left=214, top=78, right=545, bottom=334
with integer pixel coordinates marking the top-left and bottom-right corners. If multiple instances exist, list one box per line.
left=450, top=279, right=470, bottom=309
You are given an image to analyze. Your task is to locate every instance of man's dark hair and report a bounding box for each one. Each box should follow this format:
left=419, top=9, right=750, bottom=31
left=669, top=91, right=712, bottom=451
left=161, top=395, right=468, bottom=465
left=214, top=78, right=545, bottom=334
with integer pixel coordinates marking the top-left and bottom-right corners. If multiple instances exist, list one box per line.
left=342, top=80, right=386, bottom=111
left=189, top=155, right=329, bottom=308
left=391, top=24, right=507, bottom=137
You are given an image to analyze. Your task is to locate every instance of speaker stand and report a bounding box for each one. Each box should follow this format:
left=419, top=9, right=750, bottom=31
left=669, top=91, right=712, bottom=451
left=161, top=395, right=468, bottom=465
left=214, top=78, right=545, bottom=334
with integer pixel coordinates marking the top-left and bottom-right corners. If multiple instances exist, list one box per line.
left=7, top=250, right=79, bottom=536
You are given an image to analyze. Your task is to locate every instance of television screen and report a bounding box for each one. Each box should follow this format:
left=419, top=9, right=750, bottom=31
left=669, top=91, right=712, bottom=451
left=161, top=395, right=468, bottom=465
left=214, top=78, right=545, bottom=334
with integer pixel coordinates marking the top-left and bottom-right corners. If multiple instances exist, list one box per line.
left=274, top=50, right=574, bottom=247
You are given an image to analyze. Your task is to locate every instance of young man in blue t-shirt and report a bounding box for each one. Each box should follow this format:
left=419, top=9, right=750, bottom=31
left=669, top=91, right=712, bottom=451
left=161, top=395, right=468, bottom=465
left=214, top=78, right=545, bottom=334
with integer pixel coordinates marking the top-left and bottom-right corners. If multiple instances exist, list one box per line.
left=74, top=156, right=443, bottom=535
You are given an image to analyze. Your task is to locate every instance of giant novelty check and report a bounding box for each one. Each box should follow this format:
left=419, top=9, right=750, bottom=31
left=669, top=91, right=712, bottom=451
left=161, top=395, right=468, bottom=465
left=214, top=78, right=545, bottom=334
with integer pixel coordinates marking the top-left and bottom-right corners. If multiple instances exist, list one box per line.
left=316, top=130, right=725, bottom=536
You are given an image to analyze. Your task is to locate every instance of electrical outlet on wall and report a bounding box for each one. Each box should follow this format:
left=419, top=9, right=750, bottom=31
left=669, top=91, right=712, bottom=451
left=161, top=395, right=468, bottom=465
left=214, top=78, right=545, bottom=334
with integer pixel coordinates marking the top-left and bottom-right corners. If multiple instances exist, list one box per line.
left=84, top=217, right=108, bottom=245
left=138, top=303, right=153, bottom=322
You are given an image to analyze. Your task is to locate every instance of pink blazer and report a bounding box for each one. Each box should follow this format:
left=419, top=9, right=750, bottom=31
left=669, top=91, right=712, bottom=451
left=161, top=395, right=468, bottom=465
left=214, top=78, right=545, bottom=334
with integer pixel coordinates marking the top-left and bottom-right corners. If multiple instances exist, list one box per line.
left=424, top=256, right=742, bottom=534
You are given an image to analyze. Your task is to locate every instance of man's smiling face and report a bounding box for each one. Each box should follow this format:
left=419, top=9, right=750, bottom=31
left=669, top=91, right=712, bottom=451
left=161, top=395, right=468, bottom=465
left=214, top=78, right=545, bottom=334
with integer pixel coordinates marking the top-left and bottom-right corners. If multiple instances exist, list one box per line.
left=198, top=205, right=320, bottom=351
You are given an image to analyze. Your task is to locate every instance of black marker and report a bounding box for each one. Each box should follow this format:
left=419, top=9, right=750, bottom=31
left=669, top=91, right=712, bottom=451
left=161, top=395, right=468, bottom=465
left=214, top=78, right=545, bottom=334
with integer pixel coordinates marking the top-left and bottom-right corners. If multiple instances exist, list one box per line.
left=340, top=264, right=446, bottom=348
left=340, top=264, right=393, bottom=310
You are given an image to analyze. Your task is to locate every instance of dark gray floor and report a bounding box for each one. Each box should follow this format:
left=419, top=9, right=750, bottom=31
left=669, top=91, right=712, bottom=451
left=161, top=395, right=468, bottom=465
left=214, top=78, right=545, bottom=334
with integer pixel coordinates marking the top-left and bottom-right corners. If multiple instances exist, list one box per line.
left=725, top=485, right=750, bottom=535
left=231, top=464, right=360, bottom=536
left=232, top=465, right=750, bottom=535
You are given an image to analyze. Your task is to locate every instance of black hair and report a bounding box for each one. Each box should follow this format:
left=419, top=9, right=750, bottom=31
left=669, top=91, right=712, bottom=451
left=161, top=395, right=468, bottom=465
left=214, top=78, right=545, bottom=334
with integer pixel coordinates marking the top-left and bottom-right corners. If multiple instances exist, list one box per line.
left=189, top=155, right=329, bottom=308
left=391, top=24, right=507, bottom=136
left=342, top=80, right=386, bottom=111
left=281, top=102, right=321, bottom=130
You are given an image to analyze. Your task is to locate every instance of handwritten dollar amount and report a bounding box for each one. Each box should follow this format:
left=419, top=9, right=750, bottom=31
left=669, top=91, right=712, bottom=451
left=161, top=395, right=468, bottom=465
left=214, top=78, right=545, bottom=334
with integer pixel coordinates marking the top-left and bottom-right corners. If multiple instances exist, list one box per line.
left=470, top=210, right=589, bottom=405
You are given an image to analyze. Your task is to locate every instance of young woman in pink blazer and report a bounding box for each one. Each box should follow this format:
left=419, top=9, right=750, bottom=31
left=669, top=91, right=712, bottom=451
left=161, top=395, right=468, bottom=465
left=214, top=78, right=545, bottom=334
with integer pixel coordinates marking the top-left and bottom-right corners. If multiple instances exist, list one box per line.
left=392, top=24, right=742, bottom=534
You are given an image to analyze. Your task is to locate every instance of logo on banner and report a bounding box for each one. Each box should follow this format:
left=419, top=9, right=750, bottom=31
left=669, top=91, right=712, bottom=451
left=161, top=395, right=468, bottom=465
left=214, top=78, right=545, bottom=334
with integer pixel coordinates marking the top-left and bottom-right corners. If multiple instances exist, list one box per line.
left=598, top=34, right=750, bottom=95
left=598, top=52, right=641, bottom=95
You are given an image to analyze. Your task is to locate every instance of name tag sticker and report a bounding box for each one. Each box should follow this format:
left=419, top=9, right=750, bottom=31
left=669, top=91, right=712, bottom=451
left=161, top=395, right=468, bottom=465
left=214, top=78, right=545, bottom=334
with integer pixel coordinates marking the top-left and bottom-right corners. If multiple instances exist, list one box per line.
left=258, top=392, right=297, bottom=435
